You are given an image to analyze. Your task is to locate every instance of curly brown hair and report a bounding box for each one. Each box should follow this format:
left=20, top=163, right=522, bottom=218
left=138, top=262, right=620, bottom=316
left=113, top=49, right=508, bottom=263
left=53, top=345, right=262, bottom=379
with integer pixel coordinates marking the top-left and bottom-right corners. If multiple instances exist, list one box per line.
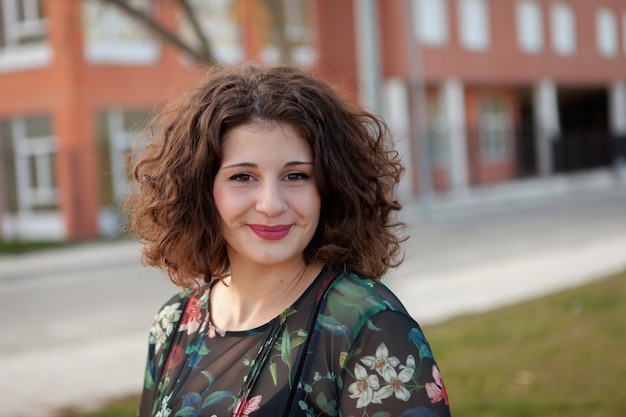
left=125, top=64, right=405, bottom=288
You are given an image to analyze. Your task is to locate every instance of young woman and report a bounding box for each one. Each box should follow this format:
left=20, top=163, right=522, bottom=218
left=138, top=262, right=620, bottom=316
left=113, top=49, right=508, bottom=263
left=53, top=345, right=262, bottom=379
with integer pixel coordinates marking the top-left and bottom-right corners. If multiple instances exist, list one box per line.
left=127, top=64, right=451, bottom=417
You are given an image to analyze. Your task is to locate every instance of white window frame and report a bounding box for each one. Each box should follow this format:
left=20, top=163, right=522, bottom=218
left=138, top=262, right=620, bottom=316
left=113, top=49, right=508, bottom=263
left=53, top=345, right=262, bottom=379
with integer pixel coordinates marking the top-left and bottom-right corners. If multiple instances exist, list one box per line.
left=282, top=0, right=315, bottom=65
left=516, top=0, right=544, bottom=53
left=458, top=0, right=490, bottom=51
left=479, top=99, right=511, bottom=160
left=427, top=99, right=449, bottom=164
left=11, top=117, right=57, bottom=211
left=550, top=2, right=577, bottom=56
left=0, top=0, right=51, bottom=72
left=105, top=109, right=152, bottom=203
left=623, top=12, right=626, bottom=55
left=82, top=0, right=160, bottom=65
left=179, top=0, right=243, bottom=63
left=596, top=8, right=617, bottom=58
left=413, top=0, right=449, bottom=46
left=260, top=0, right=315, bottom=65
left=284, top=0, right=309, bottom=42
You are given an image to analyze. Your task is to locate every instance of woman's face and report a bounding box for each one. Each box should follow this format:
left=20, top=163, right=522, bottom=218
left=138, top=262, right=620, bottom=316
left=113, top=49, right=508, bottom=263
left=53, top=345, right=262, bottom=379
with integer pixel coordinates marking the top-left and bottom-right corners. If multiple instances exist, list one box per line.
left=213, top=121, right=321, bottom=270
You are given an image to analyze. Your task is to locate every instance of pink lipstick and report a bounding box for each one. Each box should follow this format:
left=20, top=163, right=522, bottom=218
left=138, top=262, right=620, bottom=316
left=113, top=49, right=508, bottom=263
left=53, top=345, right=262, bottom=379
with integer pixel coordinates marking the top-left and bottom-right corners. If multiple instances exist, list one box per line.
left=248, top=224, right=292, bottom=240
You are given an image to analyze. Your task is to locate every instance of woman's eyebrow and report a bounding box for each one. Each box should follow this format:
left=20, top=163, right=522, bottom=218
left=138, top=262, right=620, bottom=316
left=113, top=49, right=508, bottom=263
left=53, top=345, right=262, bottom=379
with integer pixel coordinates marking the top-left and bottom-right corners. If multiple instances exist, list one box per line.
left=221, top=161, right=313, bottom=169
left=285, top=161, right=314, bottom=167
left=220, top=162, right=257, bottom=169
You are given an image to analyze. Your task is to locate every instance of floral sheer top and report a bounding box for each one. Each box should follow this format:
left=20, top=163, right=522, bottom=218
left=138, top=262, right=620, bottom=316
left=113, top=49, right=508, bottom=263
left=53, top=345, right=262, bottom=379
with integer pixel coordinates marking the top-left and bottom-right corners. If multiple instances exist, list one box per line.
left=138, top=265, right=451, bottom=417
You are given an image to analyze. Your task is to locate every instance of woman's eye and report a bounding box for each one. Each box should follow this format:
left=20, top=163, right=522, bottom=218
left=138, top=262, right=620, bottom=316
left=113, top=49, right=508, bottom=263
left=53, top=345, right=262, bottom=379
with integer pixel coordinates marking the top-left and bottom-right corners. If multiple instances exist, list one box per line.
left=229, top=173, right=253, bottom=182
left=285, top=172, right=310, bottom=181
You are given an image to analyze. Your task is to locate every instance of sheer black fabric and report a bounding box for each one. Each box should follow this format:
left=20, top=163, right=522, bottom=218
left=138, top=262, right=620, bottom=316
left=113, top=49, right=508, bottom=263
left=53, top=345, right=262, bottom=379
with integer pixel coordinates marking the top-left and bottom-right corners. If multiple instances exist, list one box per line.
left=139, top=266, right=451, bottom=417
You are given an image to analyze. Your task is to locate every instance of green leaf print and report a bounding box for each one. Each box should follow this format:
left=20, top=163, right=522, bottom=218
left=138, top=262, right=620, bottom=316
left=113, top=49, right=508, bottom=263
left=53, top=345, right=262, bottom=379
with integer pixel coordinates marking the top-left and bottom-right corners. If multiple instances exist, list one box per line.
left=201, top=390, right=232, bottom=408
left=318, top=314, right=348, bottom=334
left=269, top=362, right=278, bottom=385
left=315, top=392, right=338, bottom=416
left=201, top=370, right=214, bottom=386
left=144, top=366, right=154, bottom=389
left=366, top=319, right=382, bottom=331
left=291, top=327, right=308, bottom=349
left=174, top=406, right=197, bottom=417
left=291, top=334, right=307, bottom=347
left=280, top=327, right=292, bottom=367
left=419, top=344, right=433, bottom=360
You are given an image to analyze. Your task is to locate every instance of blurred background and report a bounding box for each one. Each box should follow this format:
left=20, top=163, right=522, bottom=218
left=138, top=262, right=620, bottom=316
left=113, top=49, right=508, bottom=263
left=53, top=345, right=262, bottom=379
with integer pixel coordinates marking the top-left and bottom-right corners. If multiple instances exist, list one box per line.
left=1, top=1, right=626, bottom=416
left=1, top=0, right=625, bottom=241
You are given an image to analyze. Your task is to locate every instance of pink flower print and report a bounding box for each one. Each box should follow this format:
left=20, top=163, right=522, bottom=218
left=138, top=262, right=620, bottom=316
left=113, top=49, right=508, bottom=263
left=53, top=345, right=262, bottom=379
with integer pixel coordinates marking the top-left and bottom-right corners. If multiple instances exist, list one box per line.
left=233, top=393, right=262, bottom=417
left=425, top=365, right=449, bottom=405
left=178, top=297, right=203, bottom=335
left=164, top=345, right=185, bottom=370
left=317, top=275, right=336, bottom=302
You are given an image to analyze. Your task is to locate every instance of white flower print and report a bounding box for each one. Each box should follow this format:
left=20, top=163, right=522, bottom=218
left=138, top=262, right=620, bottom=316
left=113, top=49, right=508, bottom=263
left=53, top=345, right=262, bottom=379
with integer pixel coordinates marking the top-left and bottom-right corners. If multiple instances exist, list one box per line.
left=360, top=343, right=400, bottom=376
left=155, top=393, right=172, bottom=417
left=157, top=303, right=182, bottom=335
left=374, top=354, right=415, bottom=403
left=149, top=324, right=167, bottom=353
left=149, top=303, right=182, bottom=352
left=348, top=363, right=380, bottom=408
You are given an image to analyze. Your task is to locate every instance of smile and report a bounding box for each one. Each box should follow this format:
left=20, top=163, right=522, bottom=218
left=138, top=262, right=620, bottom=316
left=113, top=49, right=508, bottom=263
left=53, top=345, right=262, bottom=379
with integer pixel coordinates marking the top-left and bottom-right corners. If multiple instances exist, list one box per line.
left=248, top=224, right=292, bottom=240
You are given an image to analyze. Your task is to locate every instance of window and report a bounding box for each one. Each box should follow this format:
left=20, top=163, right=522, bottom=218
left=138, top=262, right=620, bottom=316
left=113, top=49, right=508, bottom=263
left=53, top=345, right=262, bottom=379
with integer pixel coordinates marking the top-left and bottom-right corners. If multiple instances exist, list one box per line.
left=479, top=99, right=511, bottom=159
left=414, top=0, right=449, bottom=46
left=260, top=0, right=315, bottom=64
left=96, top=108, right=150, bottom=235
left=281, top=0, right=315, bottom=64
left=427, top=100, right=449, bottom=164
left=516, top=0, right=543, bottom=53
left=0, top=0, right=51, bottom=72
left=97, top=109, right=150, bottom=207
left=550, top=2, right=576, bottom=55
left=458, top=0, right=490, bottom=51
left=596, top=8, right=618, bottom=58
left=0, top=120, right=17, bottom=213
left=82, top=0, right=159, bottom=64
left=0, top=115, right=57, bottom=213
left=179, top=0, right=243, bottom=63
left=622, top=12, right=626, bottom=53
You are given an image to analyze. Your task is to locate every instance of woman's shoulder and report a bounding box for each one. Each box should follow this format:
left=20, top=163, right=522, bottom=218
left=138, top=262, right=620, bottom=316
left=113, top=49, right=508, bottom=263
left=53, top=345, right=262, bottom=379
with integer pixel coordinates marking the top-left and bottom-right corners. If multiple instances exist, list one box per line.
left=152, top=285, right=209, bottom=321
left=156, top=288, right=190, bottom=311
left=325, top=269, right=410, bottom=314
left=316, top=268, right=417, bottom=347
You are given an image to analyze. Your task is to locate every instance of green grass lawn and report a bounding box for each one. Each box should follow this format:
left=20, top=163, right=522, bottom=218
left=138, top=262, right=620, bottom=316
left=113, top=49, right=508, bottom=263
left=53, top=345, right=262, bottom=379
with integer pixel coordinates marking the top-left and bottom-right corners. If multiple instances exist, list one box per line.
left=429, top=269, right=626, bottom=417
left=0, top=239, right=66, bottom=254
left=64, top=269, right=626, bottom=417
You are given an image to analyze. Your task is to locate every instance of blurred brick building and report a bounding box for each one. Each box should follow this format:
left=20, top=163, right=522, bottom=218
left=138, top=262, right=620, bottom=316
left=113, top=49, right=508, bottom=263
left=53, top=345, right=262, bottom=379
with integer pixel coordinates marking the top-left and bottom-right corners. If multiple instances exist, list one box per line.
left=0, top=0, right=314, bottom=240
left=1, top=0, right=626, bottom=241
left=320, top=0, right=626, bottom=195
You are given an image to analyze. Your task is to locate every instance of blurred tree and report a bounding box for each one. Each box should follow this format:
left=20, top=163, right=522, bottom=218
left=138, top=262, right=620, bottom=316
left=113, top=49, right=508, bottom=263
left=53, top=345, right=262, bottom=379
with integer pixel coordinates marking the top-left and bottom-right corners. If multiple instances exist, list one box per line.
left=86, top=0, right=302, bottom=65
left=87, top=0, right=216, bottom=64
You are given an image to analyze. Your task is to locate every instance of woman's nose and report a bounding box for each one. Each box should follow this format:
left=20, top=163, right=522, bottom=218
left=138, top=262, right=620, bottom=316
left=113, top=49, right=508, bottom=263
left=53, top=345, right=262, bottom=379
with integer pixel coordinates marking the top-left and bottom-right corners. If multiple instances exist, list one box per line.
left=255, top=181, right=288, bottom=217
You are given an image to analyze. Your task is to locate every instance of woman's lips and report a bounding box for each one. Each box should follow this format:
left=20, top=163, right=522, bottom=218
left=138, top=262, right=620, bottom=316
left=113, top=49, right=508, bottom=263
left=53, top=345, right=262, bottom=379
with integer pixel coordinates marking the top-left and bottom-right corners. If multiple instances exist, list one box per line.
left=248, top=224, right=292, bottom=240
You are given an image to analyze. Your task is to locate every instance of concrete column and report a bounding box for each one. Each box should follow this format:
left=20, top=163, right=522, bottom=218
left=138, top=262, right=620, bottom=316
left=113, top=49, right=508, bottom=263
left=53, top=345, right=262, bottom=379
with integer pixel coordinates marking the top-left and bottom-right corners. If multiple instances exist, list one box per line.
left=609, top=81, right=626, bottom=135
left=609, top=81, right=626, bottom=177
left=383, top=78, right=412, bottom=198
left=354, top=0, right=382, bottom=113
left=442, top=79, right=469, bottom=192
left=533, top=79, right=560, bottom=176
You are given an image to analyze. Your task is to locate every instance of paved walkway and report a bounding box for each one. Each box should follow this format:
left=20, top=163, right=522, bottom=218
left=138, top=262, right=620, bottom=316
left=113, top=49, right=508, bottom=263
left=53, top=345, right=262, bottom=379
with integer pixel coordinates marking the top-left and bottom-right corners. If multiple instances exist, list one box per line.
left=1, top=169, right=626, bottom=417
left=388, top=169, right=626, bottom=323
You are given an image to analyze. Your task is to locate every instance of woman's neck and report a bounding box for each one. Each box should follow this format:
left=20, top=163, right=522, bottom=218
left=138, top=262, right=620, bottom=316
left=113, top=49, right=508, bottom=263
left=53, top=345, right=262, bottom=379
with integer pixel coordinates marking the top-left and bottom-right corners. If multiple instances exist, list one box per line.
left=209, top=260, right=323, bottom=331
